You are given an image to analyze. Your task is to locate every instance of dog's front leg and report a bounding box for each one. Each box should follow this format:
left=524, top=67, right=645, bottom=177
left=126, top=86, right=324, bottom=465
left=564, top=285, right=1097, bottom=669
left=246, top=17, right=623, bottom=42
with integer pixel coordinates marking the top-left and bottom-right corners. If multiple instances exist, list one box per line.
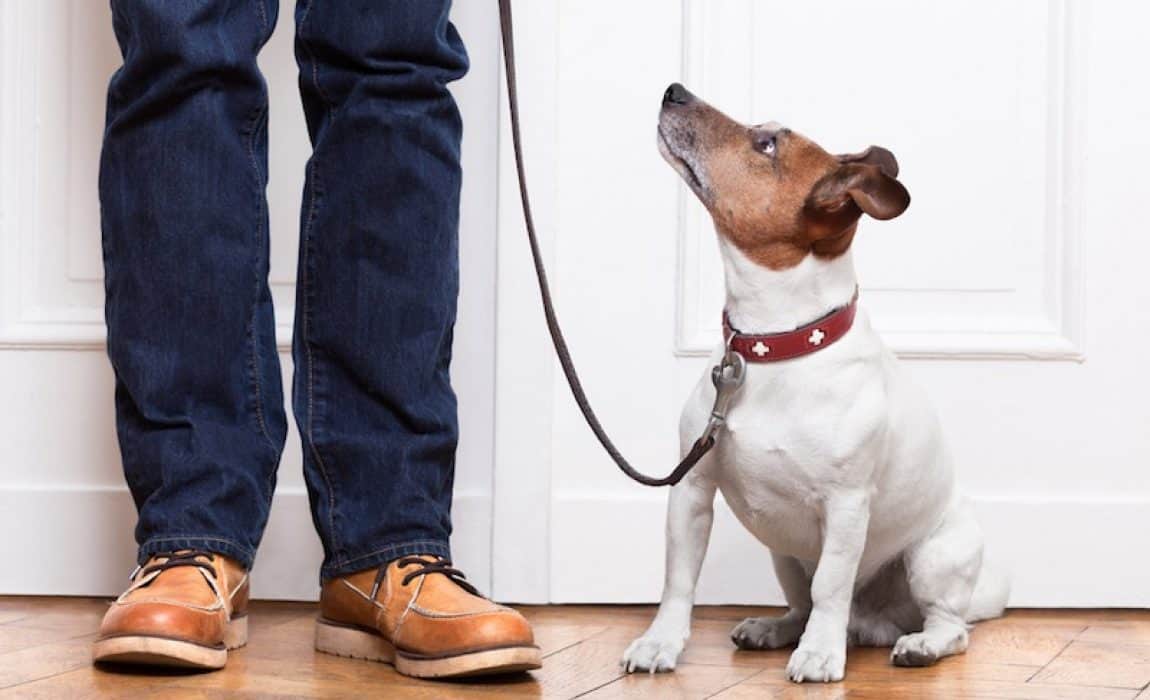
left=621, top=474, right=717, bottom=673
left=786, top=491, right=870, bottom=683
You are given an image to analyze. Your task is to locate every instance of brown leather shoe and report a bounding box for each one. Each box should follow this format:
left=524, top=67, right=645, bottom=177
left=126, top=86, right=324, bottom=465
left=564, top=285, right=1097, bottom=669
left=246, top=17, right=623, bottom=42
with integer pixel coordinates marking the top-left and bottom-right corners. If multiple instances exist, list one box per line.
left=93, top=550, right=249, bottom=669
left=316, top=555, right=541, bottom=679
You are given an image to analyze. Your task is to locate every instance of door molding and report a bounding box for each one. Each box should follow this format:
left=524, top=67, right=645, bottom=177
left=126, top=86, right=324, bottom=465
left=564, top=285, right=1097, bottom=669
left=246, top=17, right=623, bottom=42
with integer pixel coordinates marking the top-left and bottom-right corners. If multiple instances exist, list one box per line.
left=489, top=0, right=562, bottom=604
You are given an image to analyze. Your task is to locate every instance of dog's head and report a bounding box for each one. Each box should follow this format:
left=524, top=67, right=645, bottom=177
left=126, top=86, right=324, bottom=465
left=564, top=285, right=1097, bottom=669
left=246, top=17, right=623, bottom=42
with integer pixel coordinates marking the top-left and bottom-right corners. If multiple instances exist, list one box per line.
left=657, top=83, right=910, bottom=270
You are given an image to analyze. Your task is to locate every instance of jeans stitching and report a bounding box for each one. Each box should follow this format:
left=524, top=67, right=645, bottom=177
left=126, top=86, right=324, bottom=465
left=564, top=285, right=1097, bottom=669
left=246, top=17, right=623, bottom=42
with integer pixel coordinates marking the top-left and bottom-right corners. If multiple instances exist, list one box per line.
left=301, top=158, right=339, bottom=558
left=333, top=540, right=451, bottom=569
left=324, top=541, right=452, bottom=579
left=244, top=99, right=277, bottom=455
left=254, top=0, right=268, bottom=32
left=141, top=535, right=253, bottom=554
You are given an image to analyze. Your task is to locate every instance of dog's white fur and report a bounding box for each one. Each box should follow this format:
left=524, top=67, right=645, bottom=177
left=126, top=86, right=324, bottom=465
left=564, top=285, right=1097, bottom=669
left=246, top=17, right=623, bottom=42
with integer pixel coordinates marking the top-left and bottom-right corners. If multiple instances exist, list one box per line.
left=621, top=242, right=1009, bottom=682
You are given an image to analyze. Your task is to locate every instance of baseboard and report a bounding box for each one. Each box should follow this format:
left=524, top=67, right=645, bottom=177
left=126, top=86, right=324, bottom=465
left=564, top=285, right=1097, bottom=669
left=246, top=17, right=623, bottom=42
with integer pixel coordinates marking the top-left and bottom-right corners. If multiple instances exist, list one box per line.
left=550, top=492, right=1150, bottom=607
left=5, top=485, right=1145, bottom=606
left=0, top=486, right=491, bottom=600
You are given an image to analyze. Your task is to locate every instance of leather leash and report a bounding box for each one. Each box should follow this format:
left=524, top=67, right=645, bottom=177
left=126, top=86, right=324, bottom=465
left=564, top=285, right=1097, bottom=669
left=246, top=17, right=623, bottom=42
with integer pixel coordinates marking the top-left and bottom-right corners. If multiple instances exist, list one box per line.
left=497, top=0, right=744, bottom=487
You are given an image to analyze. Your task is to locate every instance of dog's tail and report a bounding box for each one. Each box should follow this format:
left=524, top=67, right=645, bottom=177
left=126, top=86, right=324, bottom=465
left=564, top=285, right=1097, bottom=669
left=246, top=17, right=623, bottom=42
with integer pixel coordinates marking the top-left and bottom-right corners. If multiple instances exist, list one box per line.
left=966, top=561, right=1010, bottom=623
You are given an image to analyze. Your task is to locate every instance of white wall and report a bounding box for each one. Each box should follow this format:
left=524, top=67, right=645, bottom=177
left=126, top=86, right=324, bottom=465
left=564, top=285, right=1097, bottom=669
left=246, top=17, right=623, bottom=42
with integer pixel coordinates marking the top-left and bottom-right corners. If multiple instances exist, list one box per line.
left=0, top=0, right=500, bottom=599
left=491, top=0, right=1150, bottom=607
left=4, top=0, right=1149, bottom=608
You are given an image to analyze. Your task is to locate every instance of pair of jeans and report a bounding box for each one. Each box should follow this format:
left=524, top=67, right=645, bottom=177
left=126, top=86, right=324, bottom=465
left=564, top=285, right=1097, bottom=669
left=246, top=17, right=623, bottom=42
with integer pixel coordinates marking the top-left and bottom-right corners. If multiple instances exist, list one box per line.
left=100, top=0, right=469, bottom=579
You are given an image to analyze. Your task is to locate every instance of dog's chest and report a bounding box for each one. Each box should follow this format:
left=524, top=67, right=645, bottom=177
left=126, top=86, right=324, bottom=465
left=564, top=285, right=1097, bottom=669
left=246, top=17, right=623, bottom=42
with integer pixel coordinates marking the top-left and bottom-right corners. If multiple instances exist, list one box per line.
left=713, top=409, right=838, bottom=558
left=696, top=360, right=886, bottom=559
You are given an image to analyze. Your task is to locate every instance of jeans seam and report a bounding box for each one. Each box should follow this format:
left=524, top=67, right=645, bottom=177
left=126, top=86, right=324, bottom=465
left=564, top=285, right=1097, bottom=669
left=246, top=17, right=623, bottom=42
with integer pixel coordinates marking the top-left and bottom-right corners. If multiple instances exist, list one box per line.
left=297, top=0, right=334, bottom=108
left=243, top=99, right=277, bottom=456
left=300, top=141, right=340, bottom=559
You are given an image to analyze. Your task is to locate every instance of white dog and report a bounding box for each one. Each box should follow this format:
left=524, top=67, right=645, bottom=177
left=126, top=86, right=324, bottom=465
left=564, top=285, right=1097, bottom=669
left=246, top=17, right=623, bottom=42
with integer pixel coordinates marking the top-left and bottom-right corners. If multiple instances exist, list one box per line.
left=621, top=84, right=1009, bottom=683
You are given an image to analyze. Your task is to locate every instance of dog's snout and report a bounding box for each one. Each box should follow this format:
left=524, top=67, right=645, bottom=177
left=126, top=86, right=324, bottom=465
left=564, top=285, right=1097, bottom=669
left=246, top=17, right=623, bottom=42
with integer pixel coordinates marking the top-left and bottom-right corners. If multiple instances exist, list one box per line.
left=663, top=83, right=691, bottom=106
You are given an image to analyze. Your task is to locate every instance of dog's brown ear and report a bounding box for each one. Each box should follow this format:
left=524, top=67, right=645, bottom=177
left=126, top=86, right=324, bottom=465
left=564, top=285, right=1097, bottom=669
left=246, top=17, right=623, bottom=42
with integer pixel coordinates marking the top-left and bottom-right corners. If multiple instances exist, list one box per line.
left=838, top=146, right=899, bottom=179
left=807, top=162, right=910, bottom=221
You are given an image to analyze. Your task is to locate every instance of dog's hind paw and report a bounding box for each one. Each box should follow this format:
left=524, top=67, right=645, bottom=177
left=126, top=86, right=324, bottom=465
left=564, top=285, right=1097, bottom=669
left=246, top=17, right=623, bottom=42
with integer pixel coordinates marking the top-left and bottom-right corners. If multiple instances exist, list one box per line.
left=891, top=632, right=945, bottom=667
left=730, top=615, right=804, bottom=650
left=621, top=635, right=684, bottom=673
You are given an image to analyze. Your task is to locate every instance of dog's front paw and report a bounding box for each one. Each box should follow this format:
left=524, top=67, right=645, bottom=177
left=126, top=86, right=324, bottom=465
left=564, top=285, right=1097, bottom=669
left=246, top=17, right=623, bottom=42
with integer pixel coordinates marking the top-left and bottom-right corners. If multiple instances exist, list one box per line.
left=621, top=634, right=684, bottom=673
left=730, top=614, right=805, bottom=650
left=786, top=645, right=846, bottom=683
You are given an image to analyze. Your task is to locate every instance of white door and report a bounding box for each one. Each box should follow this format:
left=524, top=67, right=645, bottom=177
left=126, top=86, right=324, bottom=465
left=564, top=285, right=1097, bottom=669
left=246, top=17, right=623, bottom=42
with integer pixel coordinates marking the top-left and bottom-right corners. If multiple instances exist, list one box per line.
left=0, top=0, right=500, bottom=599
left=492, top=0, right=1150, bottom=606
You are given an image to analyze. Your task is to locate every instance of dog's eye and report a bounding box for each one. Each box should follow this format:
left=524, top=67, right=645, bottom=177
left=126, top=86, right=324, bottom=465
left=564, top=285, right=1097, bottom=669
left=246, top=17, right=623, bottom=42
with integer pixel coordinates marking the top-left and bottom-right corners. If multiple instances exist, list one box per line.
left=757, top=135, right=777, bottom=156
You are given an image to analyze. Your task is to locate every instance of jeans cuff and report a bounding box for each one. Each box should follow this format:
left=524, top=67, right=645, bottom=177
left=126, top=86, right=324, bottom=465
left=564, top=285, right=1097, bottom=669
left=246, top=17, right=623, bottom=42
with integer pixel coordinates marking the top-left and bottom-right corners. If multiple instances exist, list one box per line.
left=321, top=539, right=451, bottom=581
left=138, top=536, right=256, bottom=572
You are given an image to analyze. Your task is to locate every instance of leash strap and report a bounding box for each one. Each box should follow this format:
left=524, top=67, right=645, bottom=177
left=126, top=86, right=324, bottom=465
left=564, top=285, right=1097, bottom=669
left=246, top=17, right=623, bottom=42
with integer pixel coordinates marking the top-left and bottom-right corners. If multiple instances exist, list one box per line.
left=497, top=0, right=725, bottom=487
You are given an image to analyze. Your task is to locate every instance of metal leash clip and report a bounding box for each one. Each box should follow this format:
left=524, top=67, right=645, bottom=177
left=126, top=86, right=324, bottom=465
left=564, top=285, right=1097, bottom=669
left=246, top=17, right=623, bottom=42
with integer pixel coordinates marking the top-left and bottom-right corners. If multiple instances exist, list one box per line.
left=700, top=350, right=746, bottom=444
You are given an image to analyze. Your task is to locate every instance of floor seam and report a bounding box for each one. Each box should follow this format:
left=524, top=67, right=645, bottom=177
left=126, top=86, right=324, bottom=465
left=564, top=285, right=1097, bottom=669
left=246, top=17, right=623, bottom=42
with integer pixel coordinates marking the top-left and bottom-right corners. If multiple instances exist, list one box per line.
left=1025, top=624, right=1088, bottom=683
left=570, top=671, right=626, bottom=699
left=704, top=667, right=770, bottom=699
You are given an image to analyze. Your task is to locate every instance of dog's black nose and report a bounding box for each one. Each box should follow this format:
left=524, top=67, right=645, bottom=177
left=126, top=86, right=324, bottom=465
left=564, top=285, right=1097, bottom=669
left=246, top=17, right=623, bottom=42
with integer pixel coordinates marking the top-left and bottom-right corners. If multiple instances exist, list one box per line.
left=663, top=83, right=690, bottom=106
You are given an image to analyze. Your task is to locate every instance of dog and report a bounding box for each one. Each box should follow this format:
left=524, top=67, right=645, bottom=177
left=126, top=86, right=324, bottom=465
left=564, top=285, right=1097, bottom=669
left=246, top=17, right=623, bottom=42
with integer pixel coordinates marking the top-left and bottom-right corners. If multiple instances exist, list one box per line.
left=621, top=84, right=1009, bottom=683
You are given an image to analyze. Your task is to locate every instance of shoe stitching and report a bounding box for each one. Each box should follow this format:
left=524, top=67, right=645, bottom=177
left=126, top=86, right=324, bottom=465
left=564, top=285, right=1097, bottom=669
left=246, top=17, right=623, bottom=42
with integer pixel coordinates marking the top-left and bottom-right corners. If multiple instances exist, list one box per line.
left=199, top=566, right=225, bottom=604
left=340, top=579, right=380, bottom=607
left=115, top=598, right=223, bottom=613
left=378, top=567, right=396, bottom=634
left=392, top=575, right=425, bottom=647
left=406, top=604, right=506, bottom=620
left=226, top=574, right=249, bottom=616
left=229, top=574, right=249, bottom=602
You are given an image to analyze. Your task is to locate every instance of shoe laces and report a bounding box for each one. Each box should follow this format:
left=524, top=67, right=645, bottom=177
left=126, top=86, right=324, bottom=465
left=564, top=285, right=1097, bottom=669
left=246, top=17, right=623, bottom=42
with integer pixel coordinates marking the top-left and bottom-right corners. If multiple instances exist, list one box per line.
left=370, top=555, right=480, bottom=599
left=133, top=550, right=218, bottom=584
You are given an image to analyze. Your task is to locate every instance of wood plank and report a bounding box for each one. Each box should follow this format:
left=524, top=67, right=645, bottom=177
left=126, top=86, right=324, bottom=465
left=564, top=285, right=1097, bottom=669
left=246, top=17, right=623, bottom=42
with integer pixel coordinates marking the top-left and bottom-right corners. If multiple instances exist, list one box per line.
left=583, top=663, right=761, bottom=699
left=962, top=614, right=1085, bottom=667
left=0, top=612, right=26, bottom=626
left=510, top=640, right=626, bottom=698
left=0, top=598, right=109, bottom=634
left=833, top=647, right=1038, bottom=684
left=1030, top=640, right=1150, bottom=690
left=713, top=676, right=1139, bottom=700
left=2, top=600, right=1150, bottom=699
left=1079, top=621, right=1150, bottom=647
left=0, top=635, right=95, bottom=690
left=533, top=623, right=609, bottom=657
left=0, top=625, right=91, bottom=655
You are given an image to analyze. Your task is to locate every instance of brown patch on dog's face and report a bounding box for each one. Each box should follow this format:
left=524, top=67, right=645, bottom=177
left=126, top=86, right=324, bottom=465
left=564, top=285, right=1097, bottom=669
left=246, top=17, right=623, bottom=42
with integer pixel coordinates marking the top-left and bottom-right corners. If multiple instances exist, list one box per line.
left=658, top=83, right=910, bottom=270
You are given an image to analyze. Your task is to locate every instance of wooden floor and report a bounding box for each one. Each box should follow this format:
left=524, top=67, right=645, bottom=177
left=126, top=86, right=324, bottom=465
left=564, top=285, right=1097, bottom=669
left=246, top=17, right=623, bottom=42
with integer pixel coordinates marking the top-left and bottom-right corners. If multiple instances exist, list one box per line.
left=1, top=599, right=1148, bottom=699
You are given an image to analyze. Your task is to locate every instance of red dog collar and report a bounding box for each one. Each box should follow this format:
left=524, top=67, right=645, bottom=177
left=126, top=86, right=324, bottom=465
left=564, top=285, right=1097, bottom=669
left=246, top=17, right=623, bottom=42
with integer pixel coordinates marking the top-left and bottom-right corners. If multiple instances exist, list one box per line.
left=723, top=290, right=859, bottom=363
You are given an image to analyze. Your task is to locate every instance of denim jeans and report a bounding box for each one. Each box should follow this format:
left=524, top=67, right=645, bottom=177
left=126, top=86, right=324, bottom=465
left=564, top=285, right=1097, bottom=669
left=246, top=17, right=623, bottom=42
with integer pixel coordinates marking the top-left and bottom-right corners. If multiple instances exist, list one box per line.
left=100, top=0, right=468, bottom=579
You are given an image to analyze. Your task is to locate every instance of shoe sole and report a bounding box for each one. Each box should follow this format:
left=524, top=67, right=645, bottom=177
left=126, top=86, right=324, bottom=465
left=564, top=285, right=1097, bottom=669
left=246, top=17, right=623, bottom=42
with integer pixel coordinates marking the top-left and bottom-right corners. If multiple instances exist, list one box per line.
left=92, top=615, right=248, bottom=670
left=314, top=618, right=542, bottom=679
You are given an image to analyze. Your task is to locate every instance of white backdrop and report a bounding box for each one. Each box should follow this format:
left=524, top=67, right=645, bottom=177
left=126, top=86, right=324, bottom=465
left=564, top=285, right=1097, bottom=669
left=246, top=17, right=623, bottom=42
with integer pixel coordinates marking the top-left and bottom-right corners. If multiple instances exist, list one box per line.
left=0, top=0, right=500, bottom=599
left=490, top=0, right=1150, bottom=607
